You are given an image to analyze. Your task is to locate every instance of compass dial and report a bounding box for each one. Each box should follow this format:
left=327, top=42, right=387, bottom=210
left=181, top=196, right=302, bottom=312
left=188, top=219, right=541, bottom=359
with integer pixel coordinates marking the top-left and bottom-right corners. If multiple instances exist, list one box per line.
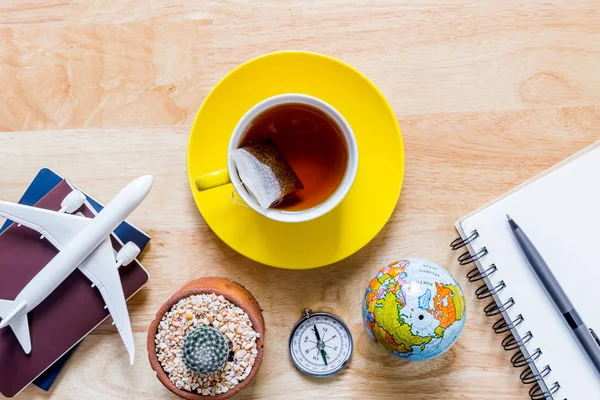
left=289, top=312, right=353, bottom=377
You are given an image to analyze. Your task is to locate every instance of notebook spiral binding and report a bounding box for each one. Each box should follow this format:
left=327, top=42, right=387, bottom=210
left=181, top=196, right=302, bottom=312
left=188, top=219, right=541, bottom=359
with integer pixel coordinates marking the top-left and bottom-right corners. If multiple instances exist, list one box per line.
left=451, top=231, right=562, bottom=400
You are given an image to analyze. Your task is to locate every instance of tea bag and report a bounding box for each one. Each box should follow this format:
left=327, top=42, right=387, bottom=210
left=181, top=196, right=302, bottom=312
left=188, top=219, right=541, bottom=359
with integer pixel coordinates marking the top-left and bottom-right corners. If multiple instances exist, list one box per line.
left=231, top=140, right=303, bottom=209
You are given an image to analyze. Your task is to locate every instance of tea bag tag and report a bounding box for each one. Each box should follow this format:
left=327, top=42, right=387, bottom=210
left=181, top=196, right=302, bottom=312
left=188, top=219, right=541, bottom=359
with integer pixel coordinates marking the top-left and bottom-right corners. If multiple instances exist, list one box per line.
left=231, top=182, right=250, bottom=208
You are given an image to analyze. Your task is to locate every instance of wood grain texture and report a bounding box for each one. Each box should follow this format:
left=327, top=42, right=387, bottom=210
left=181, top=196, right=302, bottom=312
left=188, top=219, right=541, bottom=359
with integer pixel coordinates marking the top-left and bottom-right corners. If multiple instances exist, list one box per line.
left=1, top=1, right=600, bottom=399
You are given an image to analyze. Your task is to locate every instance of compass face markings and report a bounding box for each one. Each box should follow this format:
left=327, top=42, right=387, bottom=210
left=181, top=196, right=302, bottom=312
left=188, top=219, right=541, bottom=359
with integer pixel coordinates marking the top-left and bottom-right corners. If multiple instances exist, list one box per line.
left=290, top=313, right=353, bottom=376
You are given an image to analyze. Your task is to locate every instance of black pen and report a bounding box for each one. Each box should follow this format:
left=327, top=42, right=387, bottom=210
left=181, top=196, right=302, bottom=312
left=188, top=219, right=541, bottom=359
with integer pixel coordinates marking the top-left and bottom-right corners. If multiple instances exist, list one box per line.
left=508, top=215, right=600, bottom=376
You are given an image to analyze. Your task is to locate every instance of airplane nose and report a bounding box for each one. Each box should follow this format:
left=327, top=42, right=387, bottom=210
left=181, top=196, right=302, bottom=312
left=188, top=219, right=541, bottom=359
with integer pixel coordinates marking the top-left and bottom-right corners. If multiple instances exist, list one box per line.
left=118, top=175, right=153, bottom=204
left=132, top=175, right=154, bottom=194
left=109, top=175, right=153, bottom=213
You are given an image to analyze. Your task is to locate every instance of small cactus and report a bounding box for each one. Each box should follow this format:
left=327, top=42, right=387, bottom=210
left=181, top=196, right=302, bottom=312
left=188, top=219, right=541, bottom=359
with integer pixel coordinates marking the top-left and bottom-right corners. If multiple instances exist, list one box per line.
left=182, top=326, right=229, bottom=375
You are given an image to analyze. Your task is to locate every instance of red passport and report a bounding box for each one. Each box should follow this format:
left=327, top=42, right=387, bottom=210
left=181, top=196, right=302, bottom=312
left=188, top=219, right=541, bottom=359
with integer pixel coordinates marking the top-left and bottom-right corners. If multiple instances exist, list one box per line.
left=0, top=180, right=149, bottom=397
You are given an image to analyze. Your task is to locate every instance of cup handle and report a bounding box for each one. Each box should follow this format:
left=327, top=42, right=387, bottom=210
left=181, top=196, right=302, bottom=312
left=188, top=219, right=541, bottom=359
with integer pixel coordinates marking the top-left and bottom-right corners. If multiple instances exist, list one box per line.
left=195, top=169, right=231, bottom=191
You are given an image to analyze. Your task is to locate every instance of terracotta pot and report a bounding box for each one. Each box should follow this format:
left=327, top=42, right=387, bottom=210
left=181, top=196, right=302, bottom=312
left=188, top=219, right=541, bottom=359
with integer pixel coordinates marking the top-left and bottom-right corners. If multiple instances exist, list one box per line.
left=147, top=277, right=265, bottom=400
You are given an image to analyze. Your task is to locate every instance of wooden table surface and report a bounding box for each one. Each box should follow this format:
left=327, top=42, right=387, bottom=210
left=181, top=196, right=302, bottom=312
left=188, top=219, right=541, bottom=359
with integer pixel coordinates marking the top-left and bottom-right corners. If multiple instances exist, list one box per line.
left=1, top=1, right=599, bottom=399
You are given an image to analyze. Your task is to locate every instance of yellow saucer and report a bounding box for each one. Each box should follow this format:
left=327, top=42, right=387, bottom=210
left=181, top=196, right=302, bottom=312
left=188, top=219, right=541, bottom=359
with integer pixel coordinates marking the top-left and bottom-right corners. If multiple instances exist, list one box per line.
left=187, top=51, right=404, bottom=269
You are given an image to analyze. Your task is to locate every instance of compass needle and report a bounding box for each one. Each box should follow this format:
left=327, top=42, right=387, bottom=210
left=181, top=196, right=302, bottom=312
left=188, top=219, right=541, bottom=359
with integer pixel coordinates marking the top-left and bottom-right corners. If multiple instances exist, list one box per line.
left=320, top=349, right=328, bottom=366
left=313, top=325, right=322, bottom=341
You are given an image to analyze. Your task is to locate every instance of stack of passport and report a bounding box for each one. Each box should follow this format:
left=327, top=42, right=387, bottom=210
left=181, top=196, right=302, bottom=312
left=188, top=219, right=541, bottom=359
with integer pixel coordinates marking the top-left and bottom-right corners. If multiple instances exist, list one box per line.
left=0, top=169, right=150, bottom=397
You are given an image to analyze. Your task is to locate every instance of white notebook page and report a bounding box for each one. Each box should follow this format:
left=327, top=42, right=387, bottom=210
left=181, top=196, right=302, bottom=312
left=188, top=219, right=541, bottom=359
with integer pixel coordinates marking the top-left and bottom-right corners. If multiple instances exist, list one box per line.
left=458, top=142, right=600, bottom=399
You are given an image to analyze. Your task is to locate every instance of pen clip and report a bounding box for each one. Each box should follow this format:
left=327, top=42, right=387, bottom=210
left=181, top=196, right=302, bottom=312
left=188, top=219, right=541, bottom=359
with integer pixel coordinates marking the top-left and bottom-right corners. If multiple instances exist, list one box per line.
left=590, top=328, right=600, bottom=347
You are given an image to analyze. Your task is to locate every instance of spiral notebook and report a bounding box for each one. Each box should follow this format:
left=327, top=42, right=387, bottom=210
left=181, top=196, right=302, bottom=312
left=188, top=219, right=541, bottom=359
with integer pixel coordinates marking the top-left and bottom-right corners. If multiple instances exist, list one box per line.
left=452, top=141, right=600, bottom=400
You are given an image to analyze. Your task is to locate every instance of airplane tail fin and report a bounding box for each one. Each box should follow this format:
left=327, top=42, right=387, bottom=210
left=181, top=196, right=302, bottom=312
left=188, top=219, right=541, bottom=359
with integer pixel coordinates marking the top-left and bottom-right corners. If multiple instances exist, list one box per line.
left=0, top=300, right=31, bottom=353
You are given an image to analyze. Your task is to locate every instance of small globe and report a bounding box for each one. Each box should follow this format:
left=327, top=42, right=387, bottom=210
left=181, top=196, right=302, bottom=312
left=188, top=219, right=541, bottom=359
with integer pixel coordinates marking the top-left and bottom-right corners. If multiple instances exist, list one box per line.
left=363, top=258, right=466, bottom=361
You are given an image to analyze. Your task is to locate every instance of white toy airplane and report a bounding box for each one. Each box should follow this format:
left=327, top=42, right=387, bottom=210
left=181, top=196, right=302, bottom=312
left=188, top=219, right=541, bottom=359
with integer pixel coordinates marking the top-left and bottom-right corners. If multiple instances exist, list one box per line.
left=0, top=175, right=153, bottom=365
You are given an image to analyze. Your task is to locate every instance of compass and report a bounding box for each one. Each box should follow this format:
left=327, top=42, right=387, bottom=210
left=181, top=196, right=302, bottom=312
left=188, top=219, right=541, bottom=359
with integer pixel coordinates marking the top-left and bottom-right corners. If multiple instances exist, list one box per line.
left=289, top=309, right=353, bottom=377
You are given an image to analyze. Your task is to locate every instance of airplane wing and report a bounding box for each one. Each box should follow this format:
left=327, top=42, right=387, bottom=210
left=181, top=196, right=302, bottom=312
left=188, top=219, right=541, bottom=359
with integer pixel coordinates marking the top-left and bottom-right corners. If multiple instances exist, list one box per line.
left=78, top=237, right=136, bottom=365
left=0, top=200, right=90, bottom=249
